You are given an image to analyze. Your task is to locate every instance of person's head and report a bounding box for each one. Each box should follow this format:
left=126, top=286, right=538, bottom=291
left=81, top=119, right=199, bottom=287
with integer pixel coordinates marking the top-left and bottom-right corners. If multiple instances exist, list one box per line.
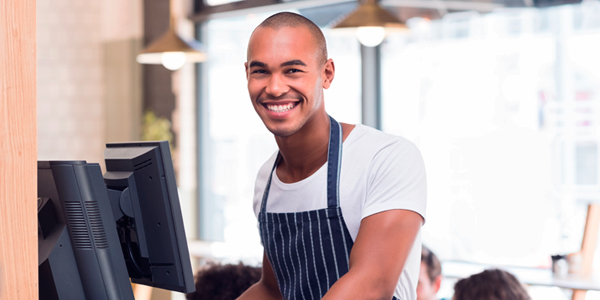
left=245, top=12, right=335, bottom=137
left=186, top=262, right=262, bottom=300
left=452, top=269, right=531, bottom=300
left=417, top=245, right=442, bottom=300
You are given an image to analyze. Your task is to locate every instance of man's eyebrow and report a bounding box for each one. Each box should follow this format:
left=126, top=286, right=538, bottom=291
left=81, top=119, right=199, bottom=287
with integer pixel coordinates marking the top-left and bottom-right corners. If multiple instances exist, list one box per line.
left=281, top=60, right=306, bottom=67
left=248, top=60, right=307, bottom=68
left=249, top=61, right=266, bottom=68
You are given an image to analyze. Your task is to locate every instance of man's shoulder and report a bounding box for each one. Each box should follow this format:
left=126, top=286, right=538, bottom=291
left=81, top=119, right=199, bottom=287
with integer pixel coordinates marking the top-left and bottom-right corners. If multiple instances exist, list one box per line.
left=346, top=124, right=419, bottom=156
left=256, top=151, right=279, bottom=177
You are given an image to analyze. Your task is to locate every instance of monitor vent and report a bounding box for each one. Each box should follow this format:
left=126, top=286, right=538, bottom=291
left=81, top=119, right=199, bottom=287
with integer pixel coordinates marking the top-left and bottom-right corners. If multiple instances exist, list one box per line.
left=65, top=201, right=92, bottom=249
left=64, top=201, right=109, bottom=249
left=85, top=201, right=109, bottom=249
left=134, top=158, right=152, bottom=171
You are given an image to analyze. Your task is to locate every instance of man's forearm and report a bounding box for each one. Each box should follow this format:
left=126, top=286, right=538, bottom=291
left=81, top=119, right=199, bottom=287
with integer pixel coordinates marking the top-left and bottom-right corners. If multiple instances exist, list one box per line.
left=321, top=269, right=395, bottom=300
left=236, top=281, right=283, bottom=300
left=322, top=209, right=423, bottom=300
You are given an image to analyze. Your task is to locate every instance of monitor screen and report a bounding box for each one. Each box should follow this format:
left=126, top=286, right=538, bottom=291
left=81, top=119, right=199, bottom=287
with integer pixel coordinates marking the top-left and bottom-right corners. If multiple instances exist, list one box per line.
left=38, top=140, right=195, bottom=299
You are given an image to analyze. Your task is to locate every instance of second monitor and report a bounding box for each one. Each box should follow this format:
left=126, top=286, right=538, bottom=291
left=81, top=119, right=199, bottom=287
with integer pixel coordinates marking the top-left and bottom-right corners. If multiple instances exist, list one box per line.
left=103, top=141, right=194, bottom=292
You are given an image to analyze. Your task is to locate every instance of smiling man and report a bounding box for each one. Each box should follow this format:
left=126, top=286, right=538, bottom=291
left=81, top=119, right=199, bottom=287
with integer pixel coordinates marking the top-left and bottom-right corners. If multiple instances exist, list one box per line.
left=237, top=12, right=427, bottom=300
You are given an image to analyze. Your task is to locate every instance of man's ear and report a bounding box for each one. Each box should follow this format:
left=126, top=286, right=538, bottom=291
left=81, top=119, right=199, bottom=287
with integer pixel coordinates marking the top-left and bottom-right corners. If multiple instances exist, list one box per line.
left=244, top=62, right=249, bottom=80
left=322, top=58, right=335, bottom=89
left=433, top=275, right=442, bottom=293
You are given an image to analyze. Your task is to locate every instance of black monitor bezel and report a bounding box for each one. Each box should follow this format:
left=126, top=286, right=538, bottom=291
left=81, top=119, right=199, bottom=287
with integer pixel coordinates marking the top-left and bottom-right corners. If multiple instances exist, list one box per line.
left=103, top=140, right=195, bottom=293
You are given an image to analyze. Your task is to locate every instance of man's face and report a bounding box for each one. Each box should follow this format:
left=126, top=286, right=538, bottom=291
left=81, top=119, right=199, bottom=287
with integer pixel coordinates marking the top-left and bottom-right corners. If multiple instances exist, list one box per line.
left=417, top=262, right=440, bottom=300
left=245, top=26, right=334, bottom=137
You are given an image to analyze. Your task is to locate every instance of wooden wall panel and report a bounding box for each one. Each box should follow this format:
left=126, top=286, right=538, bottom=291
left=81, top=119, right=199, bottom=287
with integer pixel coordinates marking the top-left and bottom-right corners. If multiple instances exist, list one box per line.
left=0, top=0, right=37, bottom=299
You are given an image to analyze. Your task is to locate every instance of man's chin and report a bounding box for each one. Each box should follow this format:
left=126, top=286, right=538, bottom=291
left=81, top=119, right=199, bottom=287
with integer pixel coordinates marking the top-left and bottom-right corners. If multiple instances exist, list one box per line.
left=266, top=126, right=298, bottom=138
left=263, top=120, right=302, bottom=137
left=259, top=113, right=309, bottom=138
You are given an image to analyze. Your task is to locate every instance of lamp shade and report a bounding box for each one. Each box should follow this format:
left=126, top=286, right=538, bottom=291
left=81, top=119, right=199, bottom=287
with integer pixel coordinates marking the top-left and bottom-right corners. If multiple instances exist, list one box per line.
left=331, top=0, right=407, bottom=29
left=137, top=29, right=207, bottom=70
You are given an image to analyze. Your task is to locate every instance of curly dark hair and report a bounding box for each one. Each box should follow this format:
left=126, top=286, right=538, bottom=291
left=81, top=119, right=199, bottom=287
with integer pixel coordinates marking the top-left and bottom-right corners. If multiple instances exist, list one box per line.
left=186, top=262, right=262, bottom=300
left=453, top=269, right=531, bottom=300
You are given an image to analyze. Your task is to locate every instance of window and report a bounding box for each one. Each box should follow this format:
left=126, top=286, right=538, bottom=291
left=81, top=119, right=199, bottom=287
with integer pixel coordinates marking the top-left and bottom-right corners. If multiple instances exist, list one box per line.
left=381, top=3, right=600, bottom=271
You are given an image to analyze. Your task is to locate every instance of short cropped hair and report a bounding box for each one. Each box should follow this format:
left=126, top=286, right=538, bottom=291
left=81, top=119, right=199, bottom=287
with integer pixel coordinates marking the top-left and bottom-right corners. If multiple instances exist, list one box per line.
left=252, top=12, right=328, bottom=65
left=453, top=269, right=531, bottom=300
left=421, top=245, right=442, bottom=283
left=186, top=262, right=262, bottom=300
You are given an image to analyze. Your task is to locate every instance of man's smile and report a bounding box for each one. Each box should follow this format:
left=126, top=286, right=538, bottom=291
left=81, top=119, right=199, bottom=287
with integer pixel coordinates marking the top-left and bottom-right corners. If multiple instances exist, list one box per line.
left=263, top=101, right=299, bottom=113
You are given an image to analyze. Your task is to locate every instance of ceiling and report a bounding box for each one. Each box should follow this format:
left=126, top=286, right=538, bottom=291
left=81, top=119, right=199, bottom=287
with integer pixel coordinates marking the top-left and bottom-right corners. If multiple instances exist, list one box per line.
left=191, top=0, right=584, bottom=23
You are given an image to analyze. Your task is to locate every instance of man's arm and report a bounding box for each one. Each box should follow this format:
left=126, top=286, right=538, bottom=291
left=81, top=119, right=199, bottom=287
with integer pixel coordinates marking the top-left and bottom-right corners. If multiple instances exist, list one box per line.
left=322, top=209, right=423, bottom=300
left=236, top=252, right=283, bottom=300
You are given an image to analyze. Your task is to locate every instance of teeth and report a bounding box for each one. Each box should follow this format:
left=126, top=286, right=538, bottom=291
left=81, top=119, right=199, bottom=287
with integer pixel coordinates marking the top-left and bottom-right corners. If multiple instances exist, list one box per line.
left=266, top=103, right=295, bottom=113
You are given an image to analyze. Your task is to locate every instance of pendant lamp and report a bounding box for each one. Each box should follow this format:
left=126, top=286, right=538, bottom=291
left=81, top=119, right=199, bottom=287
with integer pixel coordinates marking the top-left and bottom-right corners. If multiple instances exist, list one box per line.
left=332, top=0, right=407, bottom=47
left=137, top=0, right=207, bottom=71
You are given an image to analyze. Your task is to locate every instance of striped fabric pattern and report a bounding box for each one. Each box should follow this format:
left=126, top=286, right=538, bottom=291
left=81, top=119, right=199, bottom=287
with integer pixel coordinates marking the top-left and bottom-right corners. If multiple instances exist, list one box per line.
left=258, top=207, right=354, bottom=299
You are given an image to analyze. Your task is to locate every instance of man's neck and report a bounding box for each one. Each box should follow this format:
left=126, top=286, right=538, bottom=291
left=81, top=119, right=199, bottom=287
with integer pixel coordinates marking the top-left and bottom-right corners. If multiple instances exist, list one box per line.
left=274, top=114, right=355, bottom=183
left=274, top=113, right=330, bottom=183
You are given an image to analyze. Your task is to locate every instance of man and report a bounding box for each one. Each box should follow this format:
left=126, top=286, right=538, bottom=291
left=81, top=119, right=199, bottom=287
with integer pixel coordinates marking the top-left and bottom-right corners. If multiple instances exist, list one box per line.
left=238, top=12, right=426, bottom=300
left=417, top=246, right=442, bottom=300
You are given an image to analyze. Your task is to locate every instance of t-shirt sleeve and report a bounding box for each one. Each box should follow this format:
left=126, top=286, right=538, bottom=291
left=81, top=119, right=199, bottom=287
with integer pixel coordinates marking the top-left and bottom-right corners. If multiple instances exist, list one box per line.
left=360, top=138, right=427, bottom=222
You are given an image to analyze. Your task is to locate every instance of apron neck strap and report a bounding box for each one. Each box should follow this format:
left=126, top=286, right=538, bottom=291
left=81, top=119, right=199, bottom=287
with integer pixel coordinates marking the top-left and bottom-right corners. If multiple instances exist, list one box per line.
left=326, top=115, right=342, bottom=208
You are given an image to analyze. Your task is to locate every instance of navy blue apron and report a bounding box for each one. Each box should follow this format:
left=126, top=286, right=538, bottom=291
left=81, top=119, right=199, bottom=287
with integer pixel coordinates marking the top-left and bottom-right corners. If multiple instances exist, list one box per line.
left=258, top=116, right=400, bottom=300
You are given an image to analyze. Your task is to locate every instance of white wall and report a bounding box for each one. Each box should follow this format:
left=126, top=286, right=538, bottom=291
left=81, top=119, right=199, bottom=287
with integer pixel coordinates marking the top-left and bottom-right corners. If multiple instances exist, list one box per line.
left=37, top=0, right=143, bottom=164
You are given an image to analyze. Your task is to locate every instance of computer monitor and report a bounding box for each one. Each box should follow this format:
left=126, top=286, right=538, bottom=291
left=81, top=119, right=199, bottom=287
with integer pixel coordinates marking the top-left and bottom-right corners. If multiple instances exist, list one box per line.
left=38, top=140, right=195, bottom=300
left=38, top=160, right=137, bottom=300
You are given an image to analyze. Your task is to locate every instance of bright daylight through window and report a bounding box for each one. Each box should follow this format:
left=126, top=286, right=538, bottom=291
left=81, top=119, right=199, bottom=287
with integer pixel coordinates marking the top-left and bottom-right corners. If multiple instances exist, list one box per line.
left=381, top=2, right=600, bottom=271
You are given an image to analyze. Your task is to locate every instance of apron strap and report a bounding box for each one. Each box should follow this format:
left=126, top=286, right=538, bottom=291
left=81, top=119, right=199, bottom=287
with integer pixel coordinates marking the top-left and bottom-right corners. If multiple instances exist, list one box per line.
left=326, top=116, right=342, bottom=208
left=259, top=153, right=280, bottom=214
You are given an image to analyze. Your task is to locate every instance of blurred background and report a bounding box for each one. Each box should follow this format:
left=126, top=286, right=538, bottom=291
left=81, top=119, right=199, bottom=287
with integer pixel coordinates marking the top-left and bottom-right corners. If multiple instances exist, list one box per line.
left=35, top=0, right=600, bottom=299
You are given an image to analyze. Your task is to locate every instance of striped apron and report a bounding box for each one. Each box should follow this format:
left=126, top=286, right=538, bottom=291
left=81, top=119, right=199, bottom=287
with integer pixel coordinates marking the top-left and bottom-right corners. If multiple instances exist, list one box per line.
left=258, top=116, right=400, bottom=300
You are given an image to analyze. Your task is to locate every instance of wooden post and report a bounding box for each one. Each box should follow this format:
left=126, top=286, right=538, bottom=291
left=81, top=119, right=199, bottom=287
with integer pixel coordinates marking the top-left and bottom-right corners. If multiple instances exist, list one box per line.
left=580, top=204, right=600, bottom=275
left=572, top=204, right=600, bottom=300
left=0, top=0, right=37, bottom=299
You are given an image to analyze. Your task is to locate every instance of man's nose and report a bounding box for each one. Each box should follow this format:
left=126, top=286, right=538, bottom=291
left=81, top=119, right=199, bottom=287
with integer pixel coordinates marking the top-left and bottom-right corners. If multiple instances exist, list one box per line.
left=265, top=74, right=287, bottom=97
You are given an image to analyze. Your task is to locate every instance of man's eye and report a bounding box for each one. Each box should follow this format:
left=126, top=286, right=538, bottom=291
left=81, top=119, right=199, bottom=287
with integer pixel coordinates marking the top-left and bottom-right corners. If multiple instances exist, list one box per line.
left=252, top=69, right=267, bottom=74
left=287, top=69, right=302, bottom=74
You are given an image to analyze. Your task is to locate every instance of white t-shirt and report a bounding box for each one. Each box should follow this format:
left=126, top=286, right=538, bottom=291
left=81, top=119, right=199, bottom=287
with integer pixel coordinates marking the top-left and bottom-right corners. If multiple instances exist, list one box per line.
left=253, top=123, right=427, bottom=300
